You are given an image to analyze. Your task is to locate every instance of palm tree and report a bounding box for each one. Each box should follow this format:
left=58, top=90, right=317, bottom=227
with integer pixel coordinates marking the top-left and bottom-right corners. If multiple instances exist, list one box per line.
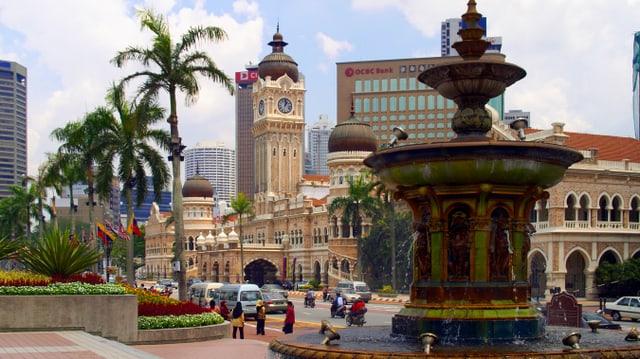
left=42, top=152, right=85, bottom=234
left=94, top=82, right=170, bottom=285
left=328, top=172, right=381, bottom=280
left=112, top=9, right=234, bottom=300
left=230, top=192, right=254, bottom=282
left=51, top=113, right=110, bottom=272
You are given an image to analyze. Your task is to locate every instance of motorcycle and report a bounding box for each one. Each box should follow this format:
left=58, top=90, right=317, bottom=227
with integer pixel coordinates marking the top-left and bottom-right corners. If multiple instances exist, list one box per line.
left=330, top=304, right=346, bottom=318
left=304, top=296, right=316, bottom=308
left=346, top=308, right=367, bottom=327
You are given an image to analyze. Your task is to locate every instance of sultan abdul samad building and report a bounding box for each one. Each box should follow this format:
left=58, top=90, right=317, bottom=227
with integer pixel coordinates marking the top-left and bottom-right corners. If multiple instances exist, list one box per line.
left=143, top=30, right=640, bottom=300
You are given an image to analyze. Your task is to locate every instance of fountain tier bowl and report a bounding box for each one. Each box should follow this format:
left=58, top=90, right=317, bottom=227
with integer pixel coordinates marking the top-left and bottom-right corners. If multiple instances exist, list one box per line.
left=364, top=140, right=584, bottom=190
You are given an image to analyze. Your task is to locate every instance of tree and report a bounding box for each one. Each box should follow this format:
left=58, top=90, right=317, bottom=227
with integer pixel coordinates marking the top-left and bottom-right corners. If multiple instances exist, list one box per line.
left=0, top=184, right=37, bottom=240
left=595, top=257, right=640, bottom=297
left=230, top=192, right=254, bottom=282
left=112, top=9, right=234, bottom=300
left=328, top=172, right=381, bottom=280
left=42, top=152, right=85, bottom=235
left=93, top=82, right=170, bottom=285
left=51, top=113, right=110, bottom=272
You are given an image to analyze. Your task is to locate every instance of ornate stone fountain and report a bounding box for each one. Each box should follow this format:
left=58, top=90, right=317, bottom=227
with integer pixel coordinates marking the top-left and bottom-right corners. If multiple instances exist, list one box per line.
left=269, top=1, right=640, bottom=357
left=363, top=1, right=584, bottom=344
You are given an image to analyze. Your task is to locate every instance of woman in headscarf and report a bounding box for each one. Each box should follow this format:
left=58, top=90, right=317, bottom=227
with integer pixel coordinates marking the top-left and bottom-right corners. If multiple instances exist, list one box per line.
left=219, top=300, right=231, bottom=321
left=231, top=302, right=245, bottom=339
left=256, top=299, right=266, bottom=335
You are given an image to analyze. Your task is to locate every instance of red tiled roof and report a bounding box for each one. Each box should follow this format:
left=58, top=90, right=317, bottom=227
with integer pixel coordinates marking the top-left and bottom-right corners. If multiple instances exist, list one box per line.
left=309, top=195, right=328, bottom=207
left=564, top=131, right=640, bottom=162
left=526, top=129, right=640, bottom=162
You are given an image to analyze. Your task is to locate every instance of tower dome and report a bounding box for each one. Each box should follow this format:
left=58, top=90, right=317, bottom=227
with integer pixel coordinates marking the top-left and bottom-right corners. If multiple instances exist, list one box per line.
left=328, top=110, right=378, bottom=153
left=182, top=172, right=213, bottom=198
left=258, top=26, right=299, bottom=82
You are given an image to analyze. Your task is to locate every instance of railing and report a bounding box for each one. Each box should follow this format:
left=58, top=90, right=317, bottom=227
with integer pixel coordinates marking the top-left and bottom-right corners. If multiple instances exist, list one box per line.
left=596, top=221, right=623, bottom=229
left=563, top=220, right=590, bottom=229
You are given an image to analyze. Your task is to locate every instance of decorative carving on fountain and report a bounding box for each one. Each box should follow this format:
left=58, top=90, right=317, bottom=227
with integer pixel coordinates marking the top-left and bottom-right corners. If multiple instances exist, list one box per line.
left=490, top=208, right=513, bottom=281
left=413, top=207, right=432, bottom=281
left=448, top=210, right=471, bottom=280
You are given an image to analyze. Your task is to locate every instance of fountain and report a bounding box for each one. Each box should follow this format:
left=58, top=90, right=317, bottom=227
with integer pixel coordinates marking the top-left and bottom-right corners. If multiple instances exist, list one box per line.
left=269, top=1, right=640, bottom=357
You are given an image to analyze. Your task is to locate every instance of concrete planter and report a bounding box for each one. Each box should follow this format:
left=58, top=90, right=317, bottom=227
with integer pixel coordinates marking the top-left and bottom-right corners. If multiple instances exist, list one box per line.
left=136, top=322, right=230, bottom=344
left=0, top=294, right=230, bottom=344
left=0, top=295, right=138, bottom=342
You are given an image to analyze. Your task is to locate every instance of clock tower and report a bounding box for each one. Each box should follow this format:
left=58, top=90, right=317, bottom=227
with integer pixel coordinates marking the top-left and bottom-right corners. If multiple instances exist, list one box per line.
left=253, top=28, right=306, bottom=196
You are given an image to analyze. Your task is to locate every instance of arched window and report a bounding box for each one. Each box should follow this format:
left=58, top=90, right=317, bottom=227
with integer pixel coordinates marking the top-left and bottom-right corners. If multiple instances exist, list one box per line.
left=565, top=194, right=577, bottom=221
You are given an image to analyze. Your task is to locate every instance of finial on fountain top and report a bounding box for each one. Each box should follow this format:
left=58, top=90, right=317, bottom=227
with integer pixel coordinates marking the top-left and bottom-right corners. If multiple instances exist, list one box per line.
left=452, top=0, right=490, bottom=60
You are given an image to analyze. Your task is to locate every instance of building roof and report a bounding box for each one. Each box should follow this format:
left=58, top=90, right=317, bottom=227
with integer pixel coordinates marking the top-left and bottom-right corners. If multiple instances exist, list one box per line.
left=527, top=128, right=640, bottom=163
left=562, top=132, right=640, bottom=162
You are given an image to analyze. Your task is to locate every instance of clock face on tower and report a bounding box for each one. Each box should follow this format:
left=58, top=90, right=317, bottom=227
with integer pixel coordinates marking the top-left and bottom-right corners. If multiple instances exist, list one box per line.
left=258, top=99, right=265, bottom=115
left=277, top=97, right=293, bottom=114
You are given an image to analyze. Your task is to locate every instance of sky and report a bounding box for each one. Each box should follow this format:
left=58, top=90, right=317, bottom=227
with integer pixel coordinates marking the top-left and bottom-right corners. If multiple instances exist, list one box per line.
left=0, top=0, right=639, bottom=177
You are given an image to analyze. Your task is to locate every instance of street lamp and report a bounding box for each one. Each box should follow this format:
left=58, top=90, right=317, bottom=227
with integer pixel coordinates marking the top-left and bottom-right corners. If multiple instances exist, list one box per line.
left=104, top=238, right=113, bottom=283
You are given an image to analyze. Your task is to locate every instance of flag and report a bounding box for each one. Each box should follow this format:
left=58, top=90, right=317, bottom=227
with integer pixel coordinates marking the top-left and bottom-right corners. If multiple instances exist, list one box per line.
left=127, top=215, right=142, bottom=237
left=105, top=219, right=130, bottom=241
left=118, top=222, right=130, bottom=241
left=96, top=222, right=114, bottom=246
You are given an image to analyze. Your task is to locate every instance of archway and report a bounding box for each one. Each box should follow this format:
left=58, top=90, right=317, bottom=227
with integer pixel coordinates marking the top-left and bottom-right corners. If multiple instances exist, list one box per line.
left=598, top=250, right=619, bottom=265
left=245, top=259, right=278, bottom=287
left=529, top=252, right=547, bottom=301
left=565, top=251, right=586, bottom=297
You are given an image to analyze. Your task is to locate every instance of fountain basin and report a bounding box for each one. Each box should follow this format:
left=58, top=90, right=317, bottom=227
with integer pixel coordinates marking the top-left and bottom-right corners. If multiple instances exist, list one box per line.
left=364, top=140, right=583, bottom=189
left=418, top=60, right=526, bottom=102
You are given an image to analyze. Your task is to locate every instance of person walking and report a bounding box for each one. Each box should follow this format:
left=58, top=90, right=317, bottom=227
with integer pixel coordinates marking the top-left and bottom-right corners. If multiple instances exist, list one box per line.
left=219, top=300, right=231, bottom=321
left=231, top=302, right=245, bottom=339
left=256, top=299, right=266, bottom=335
left=283, top=301, right=295, bottom=334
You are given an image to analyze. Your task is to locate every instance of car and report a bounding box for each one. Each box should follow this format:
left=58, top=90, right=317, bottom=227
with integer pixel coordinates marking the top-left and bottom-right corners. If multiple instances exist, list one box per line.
left=604, top=296, right=640, bottom=321
left=187, top=278, right=202, bottom=287
left=294, top=281, right=310, bottom=290
left=262, top=292, right=288, bottom=314
left=260, top=284, right=288, bottom=298
left=582, top=311, right=622, bottom=330
left=327, top=288, right=361, bottom=304
left=156, top=279, right=176, bottom=288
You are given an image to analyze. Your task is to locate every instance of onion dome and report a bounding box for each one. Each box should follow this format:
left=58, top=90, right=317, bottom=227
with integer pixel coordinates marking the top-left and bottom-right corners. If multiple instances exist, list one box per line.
left=182, top=169, right=213, bottom=198
left=205, top=230, right=215, bottom=246
left=217, top=230, right=228, bottom=243
left=228, top=227, right=239, bottom=242
left=258, top=25, right=299, bottom=82
left=328, top=109, right=378, bottom=153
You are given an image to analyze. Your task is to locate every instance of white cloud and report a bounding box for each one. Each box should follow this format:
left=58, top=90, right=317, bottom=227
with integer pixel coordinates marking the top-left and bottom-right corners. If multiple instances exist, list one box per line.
left=316, top=32, right=353, bottom=60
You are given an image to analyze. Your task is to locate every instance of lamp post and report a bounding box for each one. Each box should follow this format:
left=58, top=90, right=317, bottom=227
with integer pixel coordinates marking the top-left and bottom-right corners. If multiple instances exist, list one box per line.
left=104, top=238, right=113, bottom=283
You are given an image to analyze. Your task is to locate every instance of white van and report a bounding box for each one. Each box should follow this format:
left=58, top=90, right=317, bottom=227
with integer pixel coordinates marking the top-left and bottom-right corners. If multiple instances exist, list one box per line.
left=215, top=284, right=263, bottom=319
left=337, top=280, right=372, bottom=303
left=189, top=282, right=225, bottom=308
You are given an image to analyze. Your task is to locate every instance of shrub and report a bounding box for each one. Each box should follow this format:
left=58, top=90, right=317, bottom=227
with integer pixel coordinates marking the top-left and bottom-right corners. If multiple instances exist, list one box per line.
left=0, top=282, right=125, bottom=295
left=138, top=312, right=223, bottom=330
left=0, top=236, right=21, bottom=261
left=125, top=286, right=209, bottom=316
left=0, top=270, right=50, bottom=286
left=380, top=285, right=396, bottom=293
left=19, top=229, right=100, bottom=277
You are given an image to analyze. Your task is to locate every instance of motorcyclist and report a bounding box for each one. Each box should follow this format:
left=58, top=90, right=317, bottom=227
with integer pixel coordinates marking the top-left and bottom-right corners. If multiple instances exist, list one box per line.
left=349, top=298, right=366, bottom=321
left=331, top=292, right=346, bottom=317
left=305, top=288, right=315, bottom=307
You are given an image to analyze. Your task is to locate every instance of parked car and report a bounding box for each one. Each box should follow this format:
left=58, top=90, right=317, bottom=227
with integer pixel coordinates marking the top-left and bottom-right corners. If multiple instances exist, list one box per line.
left=604, top=296, right=640, bottom=321
left=262, top=292, right=288, bottom=314
left=294, top=281, right=310, bottom=290
left=582, top=312, right=622, bottom=330
left=260, top=284, right=288, bottom=298
left=187, top=278, right=202, bottom=287
left=327, top=288, right=361, bottom=304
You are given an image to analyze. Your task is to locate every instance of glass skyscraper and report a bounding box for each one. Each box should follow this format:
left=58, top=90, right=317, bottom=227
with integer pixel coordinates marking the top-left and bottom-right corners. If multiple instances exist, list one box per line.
left=0, top=60, right=27, bottom=199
